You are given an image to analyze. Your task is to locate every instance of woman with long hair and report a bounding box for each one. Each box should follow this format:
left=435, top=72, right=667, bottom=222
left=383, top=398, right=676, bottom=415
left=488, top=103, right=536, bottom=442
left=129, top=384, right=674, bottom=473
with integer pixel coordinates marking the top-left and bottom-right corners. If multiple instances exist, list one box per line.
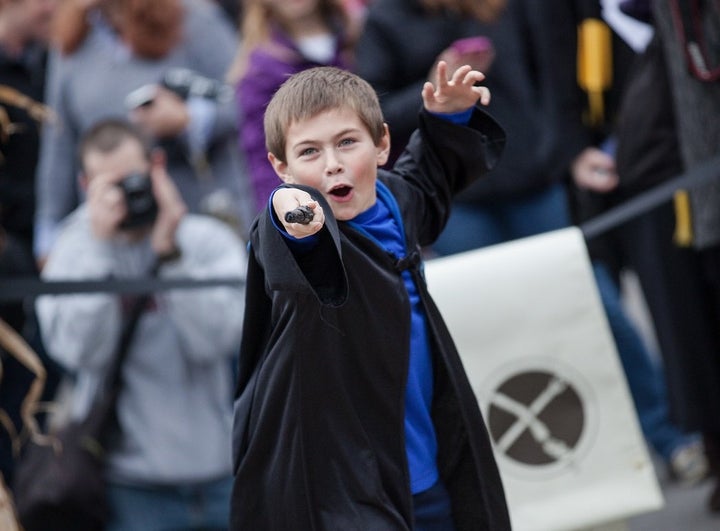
left=228, top=0, right=360, bottom=212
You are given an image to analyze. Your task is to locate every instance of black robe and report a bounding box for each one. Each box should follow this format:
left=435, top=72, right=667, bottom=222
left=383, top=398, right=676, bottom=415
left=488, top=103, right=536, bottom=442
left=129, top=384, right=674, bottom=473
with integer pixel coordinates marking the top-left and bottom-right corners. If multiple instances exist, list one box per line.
left=231, top=109, right=511, bottom=530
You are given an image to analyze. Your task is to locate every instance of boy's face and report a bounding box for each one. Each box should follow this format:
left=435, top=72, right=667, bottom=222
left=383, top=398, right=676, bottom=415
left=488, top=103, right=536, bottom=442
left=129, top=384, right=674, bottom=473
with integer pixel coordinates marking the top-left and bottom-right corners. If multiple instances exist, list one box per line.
left=269, top=107, right=390, bottom=221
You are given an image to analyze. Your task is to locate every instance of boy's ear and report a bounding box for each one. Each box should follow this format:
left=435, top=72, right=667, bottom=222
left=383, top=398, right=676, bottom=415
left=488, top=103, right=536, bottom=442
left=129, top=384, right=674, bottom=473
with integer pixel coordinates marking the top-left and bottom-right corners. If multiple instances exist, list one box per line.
left=376, top=123, right=391, bottom=167
left=268, top=152, right=293, bottom=183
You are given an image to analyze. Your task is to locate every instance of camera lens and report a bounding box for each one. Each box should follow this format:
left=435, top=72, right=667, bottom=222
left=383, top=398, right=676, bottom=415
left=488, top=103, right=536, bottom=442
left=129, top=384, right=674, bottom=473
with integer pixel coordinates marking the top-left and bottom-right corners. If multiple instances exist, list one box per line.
left=118, top=172, right=158, bottom=229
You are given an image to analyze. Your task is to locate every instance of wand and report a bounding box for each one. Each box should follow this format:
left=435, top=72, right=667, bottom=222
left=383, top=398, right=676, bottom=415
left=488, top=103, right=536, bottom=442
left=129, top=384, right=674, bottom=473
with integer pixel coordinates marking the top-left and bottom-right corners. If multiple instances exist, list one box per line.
left=284, top=205, right=314, bottom=225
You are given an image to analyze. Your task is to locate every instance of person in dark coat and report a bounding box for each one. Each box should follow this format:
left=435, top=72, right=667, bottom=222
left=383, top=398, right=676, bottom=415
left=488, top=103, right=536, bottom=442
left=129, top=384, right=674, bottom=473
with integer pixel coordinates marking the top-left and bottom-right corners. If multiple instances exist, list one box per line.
left=230, top=65, right=510, bottom=530
left=356, top=0, right=707, bottom=485
left=615, top=0, right=720, bottom=512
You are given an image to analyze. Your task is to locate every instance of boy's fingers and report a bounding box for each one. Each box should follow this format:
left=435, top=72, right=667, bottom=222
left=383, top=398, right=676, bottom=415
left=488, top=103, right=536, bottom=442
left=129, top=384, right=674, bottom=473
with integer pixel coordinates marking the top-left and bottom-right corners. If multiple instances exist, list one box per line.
left=421, top=81, right=435, bottom=103
left=477, top=87, right=491, bottom=106
left=435, top=61, right=449, bottom=87
left=450, top=65, right=472, bottom=85
left=463, top=70, right=486, bottom=86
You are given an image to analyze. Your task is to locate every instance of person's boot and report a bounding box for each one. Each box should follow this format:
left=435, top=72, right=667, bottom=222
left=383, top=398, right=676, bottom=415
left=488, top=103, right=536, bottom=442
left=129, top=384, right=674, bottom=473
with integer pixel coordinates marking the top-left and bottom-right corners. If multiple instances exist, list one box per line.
left=668, top=439, right=709, bottom=485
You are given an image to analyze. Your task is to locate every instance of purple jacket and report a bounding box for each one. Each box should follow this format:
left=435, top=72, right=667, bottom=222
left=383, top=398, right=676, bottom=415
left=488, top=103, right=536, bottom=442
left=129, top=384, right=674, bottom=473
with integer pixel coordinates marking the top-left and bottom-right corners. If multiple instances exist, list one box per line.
left=236, top=28, right=350, bottom=213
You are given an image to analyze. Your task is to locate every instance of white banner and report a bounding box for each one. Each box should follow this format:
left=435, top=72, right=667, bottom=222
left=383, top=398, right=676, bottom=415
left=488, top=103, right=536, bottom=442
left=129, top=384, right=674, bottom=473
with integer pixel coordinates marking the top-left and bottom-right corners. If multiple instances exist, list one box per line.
left=425, top=227, right=664, bottom=531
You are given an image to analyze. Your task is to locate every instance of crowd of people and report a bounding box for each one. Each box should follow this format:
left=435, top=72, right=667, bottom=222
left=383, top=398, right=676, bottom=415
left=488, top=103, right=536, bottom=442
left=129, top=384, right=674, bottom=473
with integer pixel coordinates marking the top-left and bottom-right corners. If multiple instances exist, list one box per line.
left=0, top=0, right=719, bottom=529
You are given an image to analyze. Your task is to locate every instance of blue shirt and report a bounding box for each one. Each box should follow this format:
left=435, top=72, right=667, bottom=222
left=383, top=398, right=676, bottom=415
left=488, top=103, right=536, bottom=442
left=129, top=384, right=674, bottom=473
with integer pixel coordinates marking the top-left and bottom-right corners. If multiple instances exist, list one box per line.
left=349, top=182, right=439, bottom=494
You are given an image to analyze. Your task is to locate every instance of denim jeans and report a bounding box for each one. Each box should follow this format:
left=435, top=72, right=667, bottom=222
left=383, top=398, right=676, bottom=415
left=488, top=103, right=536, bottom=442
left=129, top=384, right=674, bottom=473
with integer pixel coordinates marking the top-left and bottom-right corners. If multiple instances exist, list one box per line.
left=433, top=183, right=695, bottom=461
left=593, top=263, right=696, bottom=460
left=106, top=475, right=233, bottom=531
left=433, top=184, right=571, bottom=255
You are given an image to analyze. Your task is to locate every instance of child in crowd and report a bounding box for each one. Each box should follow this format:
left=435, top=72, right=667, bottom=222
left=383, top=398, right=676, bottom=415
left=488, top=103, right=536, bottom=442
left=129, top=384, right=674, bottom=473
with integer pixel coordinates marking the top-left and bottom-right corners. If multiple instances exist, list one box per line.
left=230, top=65, right=510, bottom=530
left=227, top=0, right=358, bottom=213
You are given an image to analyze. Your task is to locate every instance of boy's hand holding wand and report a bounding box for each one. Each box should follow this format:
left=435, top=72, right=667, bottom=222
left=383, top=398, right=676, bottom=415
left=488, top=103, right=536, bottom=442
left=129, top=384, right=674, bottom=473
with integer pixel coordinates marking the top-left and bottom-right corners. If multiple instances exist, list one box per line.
left=273, top=188, right=325, bottom=238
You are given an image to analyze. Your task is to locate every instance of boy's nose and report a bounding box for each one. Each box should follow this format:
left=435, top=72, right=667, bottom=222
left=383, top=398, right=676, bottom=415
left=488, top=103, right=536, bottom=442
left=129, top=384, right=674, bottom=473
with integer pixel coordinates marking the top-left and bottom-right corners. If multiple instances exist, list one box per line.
left=324, top=152, right=343, bottom=175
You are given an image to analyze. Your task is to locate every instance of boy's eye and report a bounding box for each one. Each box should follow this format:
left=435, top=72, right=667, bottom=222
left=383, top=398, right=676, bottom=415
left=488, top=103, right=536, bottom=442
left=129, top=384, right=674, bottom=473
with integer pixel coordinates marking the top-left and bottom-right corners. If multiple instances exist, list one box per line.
left=299, top=147, right=317, bottom=157
left=339, top=138, right=355, bottom=147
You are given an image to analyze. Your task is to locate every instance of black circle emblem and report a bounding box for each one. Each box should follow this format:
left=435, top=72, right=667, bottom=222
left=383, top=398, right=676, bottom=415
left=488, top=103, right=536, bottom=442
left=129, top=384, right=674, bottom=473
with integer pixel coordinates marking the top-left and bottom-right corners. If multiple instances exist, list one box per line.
left=487, top=370, right=585, bottom=467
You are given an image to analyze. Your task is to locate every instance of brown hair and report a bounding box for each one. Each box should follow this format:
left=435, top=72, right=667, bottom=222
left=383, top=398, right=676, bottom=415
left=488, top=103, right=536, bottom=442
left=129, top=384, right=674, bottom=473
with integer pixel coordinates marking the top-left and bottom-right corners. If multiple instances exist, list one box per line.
left=226, top=0, right=353, bottom=83
left=78, top=118, right=152, bottom=171
left=53, top=0, right=184, bottom=58
left=263, top=66, right=385, bottom=162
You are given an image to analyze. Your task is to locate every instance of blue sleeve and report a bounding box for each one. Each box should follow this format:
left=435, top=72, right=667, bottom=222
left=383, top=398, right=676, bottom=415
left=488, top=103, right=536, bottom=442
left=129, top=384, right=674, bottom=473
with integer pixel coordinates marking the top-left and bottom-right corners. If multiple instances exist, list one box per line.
left=428, top=107, right=474, bottom=125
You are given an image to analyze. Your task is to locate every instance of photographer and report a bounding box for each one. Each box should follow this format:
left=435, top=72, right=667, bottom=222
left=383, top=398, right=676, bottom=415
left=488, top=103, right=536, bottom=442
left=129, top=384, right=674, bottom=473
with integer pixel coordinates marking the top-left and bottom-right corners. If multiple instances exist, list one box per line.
left=35, top=118, right=246, bottom=530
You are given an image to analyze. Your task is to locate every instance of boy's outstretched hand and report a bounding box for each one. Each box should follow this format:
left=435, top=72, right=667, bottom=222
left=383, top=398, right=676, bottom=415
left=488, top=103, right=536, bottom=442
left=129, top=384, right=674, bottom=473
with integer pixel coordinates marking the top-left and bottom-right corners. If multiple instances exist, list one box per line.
left=422, top=61, right=491, bottom=114
left=273, top=188, right=325, bottom=239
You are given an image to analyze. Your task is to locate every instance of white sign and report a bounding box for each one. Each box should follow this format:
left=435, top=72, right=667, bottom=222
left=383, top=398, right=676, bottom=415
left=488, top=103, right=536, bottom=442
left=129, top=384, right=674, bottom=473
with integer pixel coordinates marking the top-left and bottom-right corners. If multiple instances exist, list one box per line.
left=425, top=227, right=663, bottom=531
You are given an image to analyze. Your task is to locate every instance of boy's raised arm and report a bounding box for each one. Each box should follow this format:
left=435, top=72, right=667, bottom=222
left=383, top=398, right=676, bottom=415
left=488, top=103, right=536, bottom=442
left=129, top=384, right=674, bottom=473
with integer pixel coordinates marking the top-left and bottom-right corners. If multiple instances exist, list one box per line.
left=421, top=61, right=491, bottom=113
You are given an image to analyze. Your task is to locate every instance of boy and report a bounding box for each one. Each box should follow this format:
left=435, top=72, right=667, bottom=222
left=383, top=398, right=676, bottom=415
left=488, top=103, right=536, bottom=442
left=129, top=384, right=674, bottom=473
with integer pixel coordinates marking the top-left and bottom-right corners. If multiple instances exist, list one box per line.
left=36, top=118, right=246, bottom=530
left=231, top=64, right=509, bottom=530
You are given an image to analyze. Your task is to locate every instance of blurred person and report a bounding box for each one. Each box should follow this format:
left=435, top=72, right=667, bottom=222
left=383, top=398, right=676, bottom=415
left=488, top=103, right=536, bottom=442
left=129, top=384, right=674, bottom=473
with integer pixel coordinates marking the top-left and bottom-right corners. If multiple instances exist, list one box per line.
left=0, top=0, right=56, bottom=258
left=0, top=0, right=59, bottom=488
left=356, top=0, right=707, bottom=485
left=33, top=0, right=254, bottom=266
left=614, top=0, right=720, bottom=512
left=36, top=118, right=246, bottom=530
left=356, top=0, right=504, bottom=165
left=561, top=0, right=713, bottom=487
left=215, top=0, right=241, bottom=26
left=226, top=0, right=358, bottom=213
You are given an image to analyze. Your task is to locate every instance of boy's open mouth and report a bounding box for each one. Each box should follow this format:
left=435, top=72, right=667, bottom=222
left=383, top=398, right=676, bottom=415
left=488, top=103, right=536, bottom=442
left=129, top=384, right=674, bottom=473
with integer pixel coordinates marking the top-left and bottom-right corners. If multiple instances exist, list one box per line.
left=329, top=185, right=352, bottom=198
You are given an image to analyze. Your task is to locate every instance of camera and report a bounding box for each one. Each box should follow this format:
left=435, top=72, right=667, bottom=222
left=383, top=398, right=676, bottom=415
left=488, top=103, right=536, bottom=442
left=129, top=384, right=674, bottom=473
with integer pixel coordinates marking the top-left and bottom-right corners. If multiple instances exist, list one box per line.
left=124, top=69, right=232, bottom=111
left=117, top=172, right=158, bottom=229
left=124, top=84, right=158, bottom=110
left=161, top=68, right=233, bottom=103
